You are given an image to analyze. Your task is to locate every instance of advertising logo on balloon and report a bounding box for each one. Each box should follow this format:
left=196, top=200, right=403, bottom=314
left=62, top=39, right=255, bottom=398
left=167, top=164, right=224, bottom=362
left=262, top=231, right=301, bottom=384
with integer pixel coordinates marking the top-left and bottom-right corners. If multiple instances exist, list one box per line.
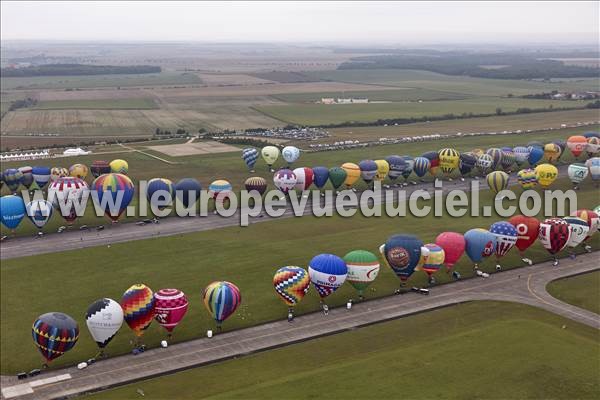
left=388, top=247, right=409, bottom=269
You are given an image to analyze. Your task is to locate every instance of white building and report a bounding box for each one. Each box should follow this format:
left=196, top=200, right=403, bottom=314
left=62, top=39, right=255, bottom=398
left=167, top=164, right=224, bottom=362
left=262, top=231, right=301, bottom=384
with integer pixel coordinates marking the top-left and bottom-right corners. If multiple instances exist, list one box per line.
left=63, top=147, right=90, bottom=156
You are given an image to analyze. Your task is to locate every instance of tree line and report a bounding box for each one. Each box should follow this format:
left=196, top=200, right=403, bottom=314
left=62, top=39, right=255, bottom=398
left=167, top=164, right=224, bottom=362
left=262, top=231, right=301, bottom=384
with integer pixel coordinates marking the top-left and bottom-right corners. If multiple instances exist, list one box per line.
left=2, top=64, right=161, bottom=77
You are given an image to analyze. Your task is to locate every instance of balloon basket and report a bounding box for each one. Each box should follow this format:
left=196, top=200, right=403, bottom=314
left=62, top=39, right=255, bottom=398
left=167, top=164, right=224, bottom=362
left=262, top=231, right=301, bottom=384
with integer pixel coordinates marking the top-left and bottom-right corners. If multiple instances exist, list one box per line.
left=521, top=257, right=533, bottom=266
left=584, top=245, right=592, bottom=253
left=495, top=264, right=502, bottom=271
left=552, top=257, right=559, bottom=267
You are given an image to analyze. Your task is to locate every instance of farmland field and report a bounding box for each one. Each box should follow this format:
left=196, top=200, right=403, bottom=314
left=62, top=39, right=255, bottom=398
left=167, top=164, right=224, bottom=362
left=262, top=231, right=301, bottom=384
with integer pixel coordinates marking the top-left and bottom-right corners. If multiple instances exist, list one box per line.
left=91, top=302, right=600, bottom=400
left=271, top=88, right=471, bottom=102
left=31, top=98, right=158, bottom=110
left=546, top=271, right=600, bottom=314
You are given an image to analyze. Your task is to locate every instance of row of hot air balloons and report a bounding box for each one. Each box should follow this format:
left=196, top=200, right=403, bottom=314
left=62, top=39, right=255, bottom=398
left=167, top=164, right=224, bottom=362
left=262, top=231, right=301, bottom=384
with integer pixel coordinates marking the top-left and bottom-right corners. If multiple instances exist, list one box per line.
left=242, top=145, right=301, bottom=172
left=32, top=281, right=241, bottom=366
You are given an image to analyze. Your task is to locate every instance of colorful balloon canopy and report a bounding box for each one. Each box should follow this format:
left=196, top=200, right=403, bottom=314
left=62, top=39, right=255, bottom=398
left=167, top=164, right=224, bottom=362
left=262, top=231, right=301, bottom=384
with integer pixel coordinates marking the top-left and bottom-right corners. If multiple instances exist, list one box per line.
left=534, top=164, right=558, bottom=187
left=0, top=195, right=26, bottom=230
left=571, top=209, right=599, bottom=241
left=175, top=178, right=202, bottom=208
left=435, top=232, right=465, bottom=271
left=421, top=151, right=439, bottom=175
left=69, top=164, right=89, bottom=180
left=421, top=243, right=445, bottom=277
left=282, top=146, right=300, bottom=164
left=203, top=281, right=241, bottom=326
left=147, top=178, right=175, bottom=210
left=308, top=254, right=348, bottom=299
left=85, top=298, right=123, bottom=349
left=513, top=146, right=530, bottom=165
left=91, top=173, right=134, bottom=222
left=293, top=167, right=314, bottom=191
left=508, top=215, right=540, bottom=253
left=121, top=284, right=155, bottom=337
left=261, top=146, right=280, bottom=167
left=273, top=266, right=310, bottom=307
left=90, top=161, right=111, bottom=178
left=486, top=171, right=510, bottom=194
left=563, top=216, right=589, bottom=249
left=26, top=199, right=53, bottom=229
left=312, top=166, right=330, bottom=189
left=341, top=162, right=361, bottom=187
left=517, top=168, right=538, bottom=189
left=539, top=218, right=571, bottom=255
left=110, top=159, right=129, bottom=175
left=32, top=166, right=51, bottom=189
left=567, top=136, right=588, bottom=158
left=413, top=157, right=430, bottom=178
left=19, top=166, right=34, bottom=189
left=386, top=156, right=406, bottom=180
left=438, top=148, right=460, bottom=175
left=328, top=167, right=347, bottom=189
left=154, top=288, right=189, bottom=334
left=486, top=148, right=503, bottom=170
left=32, top=312, right=79, bottom=363
left=209, top=180, right=233, bottom=200
left=489, top=221, right=518, bottom=258
left=380, top=234, right=423, bottom=282
left=48, top=177, right=89, bottom=224
left=242, top=148, right=259, bottom=170
left=273, top=169, right=297, bottom=194
left=358, top=160, right=378, bottom=184
left=50, top=167, right=68, bottom=182
left=543, top=143, right=561, bottom=163
left=343, top=250, right=380, bottom=295
left=244, top=176, right=268, bottom=195
left=464, top=228, right=496, bottom=266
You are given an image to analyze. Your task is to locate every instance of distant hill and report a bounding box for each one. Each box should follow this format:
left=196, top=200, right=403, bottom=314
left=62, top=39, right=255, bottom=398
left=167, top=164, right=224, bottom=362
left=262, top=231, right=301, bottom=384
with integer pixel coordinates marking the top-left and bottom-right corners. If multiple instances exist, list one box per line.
left=1, top=63, right=161, bottom=77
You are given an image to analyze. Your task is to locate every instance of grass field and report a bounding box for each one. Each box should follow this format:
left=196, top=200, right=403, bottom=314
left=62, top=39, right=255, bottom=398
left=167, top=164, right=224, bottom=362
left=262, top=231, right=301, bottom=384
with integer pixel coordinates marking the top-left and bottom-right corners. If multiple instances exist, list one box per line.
left=1, top=175, right=598, bottom=373
left=0, top=72, right=203, bottom=90
left=254, top=98, right=589, bottom=125
left=546, top=271, right=600, bottom=314
left=90, top=301, right=600, bottom=399
left=271, top=88, right=471, bottom=102
left=30, top=98, right=158, bottom=110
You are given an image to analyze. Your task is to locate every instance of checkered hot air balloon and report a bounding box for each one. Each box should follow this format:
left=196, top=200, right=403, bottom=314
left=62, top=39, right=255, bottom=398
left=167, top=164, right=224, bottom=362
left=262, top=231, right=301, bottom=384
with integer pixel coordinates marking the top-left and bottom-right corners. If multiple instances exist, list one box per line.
left=154, top=289, right=188, bottom=335
left=32, top=312, right=79, bottom=364
left=50, top=167, right=68, bottom=182
left=242, top=148, right=259, bottom=171
left=489, top=221, right=518, bottom=262
left=538, top=218, right=572, bottom=257
left=273, top=266, right=310, bottom=307
left=121, top=284, right=155, bottom=338
left=203, top=281, right=241, bottom=329
left=517, top=168, right=538, bottom=189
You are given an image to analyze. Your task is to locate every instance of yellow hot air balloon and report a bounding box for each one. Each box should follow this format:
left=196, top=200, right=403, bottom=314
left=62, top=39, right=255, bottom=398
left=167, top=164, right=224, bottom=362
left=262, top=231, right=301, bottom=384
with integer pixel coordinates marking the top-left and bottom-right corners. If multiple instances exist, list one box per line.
left=69, top=163, right=89, bottom=180
left=261, top=146, right=280, bottom=169
left=543, top=143, right=561, bottom=164
left=486, top=171, right=510, bottom=194
left=110, top=159, right=129, bottom=175
left=341, top=162, right=361, bottom=188
left=534, top=163, right=558, bottom=187
left=472, top=148, right=485, bottom=158
left=374, top=159, right=390, bottom=182
left=438, top=148, right=460, bottom=176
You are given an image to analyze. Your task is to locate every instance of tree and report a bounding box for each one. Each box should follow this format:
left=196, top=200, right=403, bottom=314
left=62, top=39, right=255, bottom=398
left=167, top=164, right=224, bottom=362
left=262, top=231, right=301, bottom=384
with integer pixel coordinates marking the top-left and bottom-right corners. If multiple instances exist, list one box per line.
left=495, top=107, right=503, bottom=115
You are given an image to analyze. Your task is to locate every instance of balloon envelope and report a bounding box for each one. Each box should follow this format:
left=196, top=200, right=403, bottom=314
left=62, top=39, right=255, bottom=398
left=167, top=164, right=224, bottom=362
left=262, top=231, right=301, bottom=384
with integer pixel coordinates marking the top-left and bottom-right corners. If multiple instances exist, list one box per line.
left=413, top=157, right=430, bottom=178
left=32, top=166, right=52, bottom=189
left=109, top=159, right=129, bottom=175
left=282, top=146, right=300, bottom=164
left=486, top=171, right=510, bottom=194
left=386, top=156, right=406, bottom=180
left=203, top=281, right=241, bottom=325
left=32, top=312, right=79, bottom=362
left=69, top=164, right=89, bottom=180
left=489, top=221, right=518, bottom=258
left=308, top=254, right=348, bottom=298
left=563, top=217, right=589, bottom=248
left=517, top=168, right=538, bottom=189
left=534, top=164, right=558, bottom=187
left=244, top=176, right=268, bottom=195
left=261, top=146, right=280, bottom=166
left=273, top=169, right=297, bottom=194
left=421, top=243, right=445, bottom=276
left=435, top=232, right=465, bottom=270
left=438, top=148, right=460, bottom=175
left=0, top=195, right=26, bottom=229
left=85, top=298, right=123, bottom=349
left=293, top=167, right=314, bottom=191
left=91, top=174, right=134, bottom=222
left=154, top=289, right=188, bottom=333
left=3, top=168, right=23, bottom=193
left=527, top=146, right=544, bottom=165
left=26, top=199, right=53, bottom=229
left=273, top=266, right=310, bottom=307
left=312, top=166, right=329, bottom=188
left=568, top=163, right=588, bottom=185
left=381, top=234, right=423, bottom=281
left=121, top=284, right=155, bottom=337
left=539, top=218, right=571, bottom=255
left=343, top=250, right=380, bottom=293
left=242, top=148, right=259, bottom=170
left=175, top=178, right=202, bottom=208
left=508, top=215, right=540, bottom=252
left=567, top=136, right=588, bottom=157
left=464, top=229, right=496, bottom=264
left=147, top=178, right=175, bottom=210
left=91, top=161, right=111, bottom=178
left=341, top=163, right=361, bottom=187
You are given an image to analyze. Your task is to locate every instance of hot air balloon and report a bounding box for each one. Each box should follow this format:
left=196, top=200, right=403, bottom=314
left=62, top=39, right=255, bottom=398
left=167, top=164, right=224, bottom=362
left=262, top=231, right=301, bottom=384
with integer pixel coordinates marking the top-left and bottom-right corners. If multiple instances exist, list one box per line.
left=69, top=164, right=89, bottom=180
left=358, top=160, right=378, bottom=185
left=328, top=167, right=347, bottom=190
left=534, top=164, right=558, bottom=187
left=32, top=312, right=79, bottom=365
left=0, top=195, right=26, bottom=230
left=421, top=243, right=445, bottom=283
left=244, top=176, right=268, bottom=195
left=438, top=148, right=459, bottom=177
left=567, top=163, right=588, bottom=189
left=242, top=148, right=259, bottom=171
left=471, top=148, right=485, bottom=158
left=91, top=173, right=134, bottom=222
left=527, top=145, right=544, bottom=166
left=464, top=228, right=496, bottom=269
left=374, top=159, right=390, bottom=182
left=90, top=160, right=111, bottom=178
left=486, top=148, right=503, bottom=170
left=562, top=216, right=589, bottom=257
left=48, top=177, right=89, bottom=224
left=0, top=172, right=4, bottom=189
left=343, top=250, right=380, bottom=299
left=553, top=140, right=566, bottom=162
left=3, top=168, right=23, bottom=193
left=203, top=281, right=241, bottom=330
left=586, top=157, right=600, bottom=184
left=586, top=137, right=600, bottom=158
left=109, top=159, right=129, bottom=175
left=543, top=143, right=561, bottom=164
left=583, top=131, right=600, bottom=139
left=489, top=221, right=518, bottom=270
left=154, top=288, right=188, bottom=337
left=517, top=168, right=538, bottom=190
left=459, top=152, right=477, bottom=178
left=571, top=209, right=599, bottom=251
left=282, top=146, right=300, bottom=166
left=341, top=162, right=361, bottom=188
left=273, top=266, right=310, bottom=319
left=308, top=254, right=347, bottom=304
left=18, top=166, right=34, bottom=189
left=312, top=166, right=329, bottom=189
left=175, top=178, right=202, bottom=209
left=121, top=284, right=155, bottom=340
left=401, top=156, right=415, bottom=184
left=501, top=148, right=515, bottom=171
left=50, top=167, right=68, bottom=182
left=293, top=167, right=314, bottom=191
left=26, top=199, right=53, bottom=230
left=147, top=178, right=175, bottom=210
left=413, top=157, right=431, bottom=179
left=261, top=146, right=280, bottom=171
left=209, top=180, right=233, bottom=203
left=476, top=154, right=493, bottom=175
left=486, top=171, right=509, bottom=194
left=435, top=232, right=465, bottom=272
left=273, top=169, right=297, bottom=194
left=538, top=218, right=572, bottom=265
left=379, top=234, right=423, bottom=288
left=513, top=146, right=530, bottom=166
left=85, top=298, right=123, bottom=353
left=32, top=166, right=51, bottom=190
left=567, top=136, right=588, bottom=158
left=422, top=151, right=439, bottom=176
left=508, top=215, right=540, bottom=264
left=386, top=155, right=406, bottom=183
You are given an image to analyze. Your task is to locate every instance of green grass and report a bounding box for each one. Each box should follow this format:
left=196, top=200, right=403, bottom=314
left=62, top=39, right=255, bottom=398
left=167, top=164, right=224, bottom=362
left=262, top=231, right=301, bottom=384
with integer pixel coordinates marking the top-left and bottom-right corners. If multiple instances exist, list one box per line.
left=0, top=72, right=202, bottom=90
left=271, top=88, right=471, bottom=103
left=30, top=98, right=158, bottom=110
left=1, top=177, right=598, bottom=373
left=546, top=271, right=600, bottom=314
left=90, top=302, right=600, bottom=400
left=255, top=98, right=589, bottom=126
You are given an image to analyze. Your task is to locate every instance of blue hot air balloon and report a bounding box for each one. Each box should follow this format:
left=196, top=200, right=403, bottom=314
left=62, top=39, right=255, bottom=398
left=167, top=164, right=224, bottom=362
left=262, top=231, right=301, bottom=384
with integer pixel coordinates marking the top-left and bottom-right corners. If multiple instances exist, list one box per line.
left=413, top=157, right=431, bottom=178
left=3, top=169, right=23, bottom=194
left=527, top=146, right=544, bottom=166
left=464, top=228, right=497, bottom=269
left=0, top=195, right=26, bottom=230
left=308, top=254, right=348, bottom=299
left=401, top=156, right=414, bottom=181
left=513, top=147, right=530, bottom=166
left=386, top=155, right=406, bottom=181
left=26, top=199, right=53, bottom=230
left=583, top=131, right=600, bottom=139
left=147, top=178, right=175, bottom=210
left=459, top=152, right=477, bottom=176
left=174, top=178, right=202, bottom=208
left=242, top=148, right=259, bottom=171
left=358, top=160, right=378, bottom=184
left=312, top=166, right=329, bottom=189
left=380, top=234, right=423, bottom=284
left=32, top=166, right=52, bottom=190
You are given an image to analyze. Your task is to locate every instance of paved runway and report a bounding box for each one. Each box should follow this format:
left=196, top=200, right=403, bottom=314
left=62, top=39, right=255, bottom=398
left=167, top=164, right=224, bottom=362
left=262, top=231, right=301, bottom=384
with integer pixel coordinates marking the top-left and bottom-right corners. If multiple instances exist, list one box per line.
left=0, top=165, right=572, bottom=260
left=1, top=253, right=598, bottom=400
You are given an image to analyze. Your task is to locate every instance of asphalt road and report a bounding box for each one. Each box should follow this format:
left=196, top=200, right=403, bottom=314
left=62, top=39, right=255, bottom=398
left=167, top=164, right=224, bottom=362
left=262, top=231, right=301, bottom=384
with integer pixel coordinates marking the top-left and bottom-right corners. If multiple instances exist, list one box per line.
left=1, top=252, right=598, bottom=400
left=0, top=165, right=572, bottom=260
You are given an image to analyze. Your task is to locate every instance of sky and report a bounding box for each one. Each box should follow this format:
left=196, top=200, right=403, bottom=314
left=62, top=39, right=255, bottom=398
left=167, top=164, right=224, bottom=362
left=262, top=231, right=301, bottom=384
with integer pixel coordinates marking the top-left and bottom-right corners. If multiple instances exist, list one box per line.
left=1, top=1, right=599, bottom=44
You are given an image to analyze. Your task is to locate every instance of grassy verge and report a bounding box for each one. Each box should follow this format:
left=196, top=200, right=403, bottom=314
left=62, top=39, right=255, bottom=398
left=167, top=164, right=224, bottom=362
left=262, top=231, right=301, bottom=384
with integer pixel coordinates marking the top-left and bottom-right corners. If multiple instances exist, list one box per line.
left=546, top=271, right=600, bottom=314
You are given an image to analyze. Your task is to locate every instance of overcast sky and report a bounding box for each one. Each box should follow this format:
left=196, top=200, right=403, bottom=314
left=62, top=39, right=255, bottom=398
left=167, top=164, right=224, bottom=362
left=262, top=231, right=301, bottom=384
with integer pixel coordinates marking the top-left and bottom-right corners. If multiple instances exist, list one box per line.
left=1, top=1, right=598, bottom=44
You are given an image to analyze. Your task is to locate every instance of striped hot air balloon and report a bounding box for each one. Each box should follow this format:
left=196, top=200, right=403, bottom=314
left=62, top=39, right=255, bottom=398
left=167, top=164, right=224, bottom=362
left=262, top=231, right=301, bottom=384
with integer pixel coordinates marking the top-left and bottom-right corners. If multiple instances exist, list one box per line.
left=517, top=168, right=538, bottom=189
left=121, top=284, right=155, bottom=338
left=244, top=176, right=268, bottom=195
left=486, top=171, right=510, bottom=194
left=420, top=243, right=445, bottom=280
left=48, top=177, right=89, bottom=224
left=485, top=148, right=503, bottom=170
left=203, top=281, right=241, bottom=329
left=91, top=173, right=135, bottom=222
left=90, top=161, right=111, bottom=178
left=32, top=312, right=79, bottom=364
left=438, top=148, right=460, bottom=176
